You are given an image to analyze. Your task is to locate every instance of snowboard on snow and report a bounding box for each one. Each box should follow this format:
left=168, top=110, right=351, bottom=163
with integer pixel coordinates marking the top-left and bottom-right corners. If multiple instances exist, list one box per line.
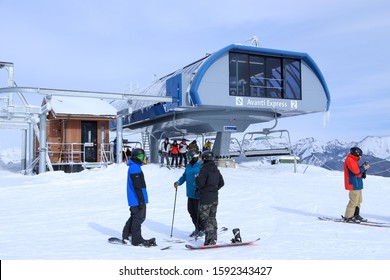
left=108, top=237, right=129, bottom=245
left=185, top=238, right=260, bottom=250
left=164, top=226, right=228, bottom=244
left=318, top=216, right=390, bottom=228
left=107, top=237, right=167, bottom=249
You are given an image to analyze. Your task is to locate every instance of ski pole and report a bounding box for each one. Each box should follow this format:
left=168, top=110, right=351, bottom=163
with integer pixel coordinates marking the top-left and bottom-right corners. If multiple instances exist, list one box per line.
left=170, top=187, right=178, bottom=238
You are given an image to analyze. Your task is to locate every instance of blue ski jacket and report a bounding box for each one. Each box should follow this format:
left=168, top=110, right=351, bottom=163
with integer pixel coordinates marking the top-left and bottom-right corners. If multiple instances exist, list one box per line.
left=176, top=160, right=203, bottom=199
left=126, top=159, right=148, bottom=207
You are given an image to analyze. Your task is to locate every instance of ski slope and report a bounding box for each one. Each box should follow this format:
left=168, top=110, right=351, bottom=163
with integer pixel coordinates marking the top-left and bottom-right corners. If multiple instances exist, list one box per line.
left=1, top=160, right=389, bottom=260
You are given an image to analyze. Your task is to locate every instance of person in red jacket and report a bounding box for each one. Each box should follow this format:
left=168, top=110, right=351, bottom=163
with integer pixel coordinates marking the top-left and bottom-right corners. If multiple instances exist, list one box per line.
left=343, top=147, right=370, bottom=223
left=170, top=140, right=180, bottom=168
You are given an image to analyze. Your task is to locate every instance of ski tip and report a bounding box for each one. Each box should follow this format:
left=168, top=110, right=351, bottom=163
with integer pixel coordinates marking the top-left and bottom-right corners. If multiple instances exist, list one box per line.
left=317, top=216, right=330, bottom=220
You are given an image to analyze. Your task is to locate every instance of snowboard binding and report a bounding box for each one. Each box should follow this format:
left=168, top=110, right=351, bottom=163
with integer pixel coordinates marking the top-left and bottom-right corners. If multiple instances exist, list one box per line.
left=231, top=228, right=242, bottom=243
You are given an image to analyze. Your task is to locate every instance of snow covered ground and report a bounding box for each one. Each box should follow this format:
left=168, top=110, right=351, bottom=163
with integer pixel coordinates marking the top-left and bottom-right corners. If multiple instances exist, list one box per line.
left=1, top=158, right=389, bottom=261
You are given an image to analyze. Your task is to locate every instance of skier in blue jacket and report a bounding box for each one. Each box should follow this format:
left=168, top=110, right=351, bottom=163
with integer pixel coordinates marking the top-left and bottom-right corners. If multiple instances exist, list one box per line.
left=174, top=149, right=204, bottom=237
left=122, top=148, right=156, bottom=247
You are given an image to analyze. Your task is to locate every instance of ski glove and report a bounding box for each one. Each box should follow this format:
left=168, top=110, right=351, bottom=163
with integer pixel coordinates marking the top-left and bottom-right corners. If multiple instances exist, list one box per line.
left=174, top=182, right=179, bottom=188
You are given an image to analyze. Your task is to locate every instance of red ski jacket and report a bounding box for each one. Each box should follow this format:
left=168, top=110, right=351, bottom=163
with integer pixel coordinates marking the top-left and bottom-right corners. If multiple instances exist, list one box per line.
left=344, top=153, right=365, bottom=190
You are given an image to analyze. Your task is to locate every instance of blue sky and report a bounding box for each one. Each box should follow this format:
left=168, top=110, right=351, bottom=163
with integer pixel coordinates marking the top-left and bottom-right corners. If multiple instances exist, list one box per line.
left=1, top=0, right=390, bottom=149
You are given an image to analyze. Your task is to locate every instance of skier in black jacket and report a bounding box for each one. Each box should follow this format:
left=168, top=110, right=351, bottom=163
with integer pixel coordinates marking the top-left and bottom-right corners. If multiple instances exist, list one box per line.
left=195, top=151, right=224, bottom=245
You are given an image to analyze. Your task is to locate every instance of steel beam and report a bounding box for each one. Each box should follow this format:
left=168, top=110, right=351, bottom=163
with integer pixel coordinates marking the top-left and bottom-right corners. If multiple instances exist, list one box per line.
left=0, top=87, right=173, bottom=103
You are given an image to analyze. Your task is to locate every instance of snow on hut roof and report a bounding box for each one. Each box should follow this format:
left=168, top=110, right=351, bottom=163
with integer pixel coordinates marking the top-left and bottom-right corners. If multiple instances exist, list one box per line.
left=47, top=96, right=117, bottom=117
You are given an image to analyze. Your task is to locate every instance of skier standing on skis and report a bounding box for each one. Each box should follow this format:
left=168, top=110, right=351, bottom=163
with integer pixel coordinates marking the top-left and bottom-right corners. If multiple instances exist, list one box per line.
left=195, top=151, right=224, bottom=245
left=170, top=140, right=180, bottom=168
left=343, top=147, right=370, bottom=223
left=122, top=148, right=156, bottom=247
left=174, top=149, right=204, bottom=237
left=178, top=139, right=189, bottom=167
left=160, top=138, right=171, bottom=167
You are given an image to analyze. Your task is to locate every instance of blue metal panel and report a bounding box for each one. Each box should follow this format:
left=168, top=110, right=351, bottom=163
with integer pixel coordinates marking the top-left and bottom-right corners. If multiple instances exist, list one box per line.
left=122, top=103, right=169, bottom=126
left=165, top=73, right=182, bottom=110
left=120, top=74, right=182, bottom=126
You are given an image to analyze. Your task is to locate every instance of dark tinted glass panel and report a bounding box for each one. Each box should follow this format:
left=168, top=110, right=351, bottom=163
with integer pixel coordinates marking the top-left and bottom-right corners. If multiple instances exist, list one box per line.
left=284, top=59, right=301, bottom=99
left=249, top=56, right=265, bottom=97
left=265, top=57, right=282, bottom=98
left=229, top=52, right=301, bottom=100
left=229, top=53, right=249, bottom=96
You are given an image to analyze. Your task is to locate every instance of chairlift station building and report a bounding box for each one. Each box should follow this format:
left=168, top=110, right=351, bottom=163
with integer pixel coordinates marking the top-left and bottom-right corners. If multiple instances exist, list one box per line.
left=1, top=42, right=330, bottom=172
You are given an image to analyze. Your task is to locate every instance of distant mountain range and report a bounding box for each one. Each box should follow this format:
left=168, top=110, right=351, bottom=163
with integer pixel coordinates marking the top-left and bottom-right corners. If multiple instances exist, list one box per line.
left=2, top=136, right=390, bottom=177
left=292, top=136, right=390, bottom=177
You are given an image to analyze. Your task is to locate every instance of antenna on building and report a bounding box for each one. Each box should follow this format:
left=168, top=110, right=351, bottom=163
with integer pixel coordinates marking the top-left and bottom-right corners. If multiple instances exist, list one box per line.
left=244, top=36, right=260, bottom=47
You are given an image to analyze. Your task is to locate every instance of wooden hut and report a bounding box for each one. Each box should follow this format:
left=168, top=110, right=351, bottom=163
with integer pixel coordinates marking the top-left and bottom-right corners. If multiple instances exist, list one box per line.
left=40, top=96, right=117, bottom=172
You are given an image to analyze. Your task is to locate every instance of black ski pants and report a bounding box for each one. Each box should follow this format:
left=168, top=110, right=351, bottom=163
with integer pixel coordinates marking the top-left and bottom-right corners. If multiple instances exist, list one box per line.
left=122, top=205, right=146, bottom=245
left=187, top=198, right=201, bottom=231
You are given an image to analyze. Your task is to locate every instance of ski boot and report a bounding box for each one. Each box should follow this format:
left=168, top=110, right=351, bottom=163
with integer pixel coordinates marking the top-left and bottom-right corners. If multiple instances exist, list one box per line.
left=204, top=239, right=216, bottom=246
left=354, top=215, right=367, bottom=222
left=133, top=238, right=157, bottom=247
left=354, top=206, right=368, bottom=222
left=122, top=234, right=132, bottom=244
left=143, top=238, right=157, bottom=247
left=342, top=216, right=361, bottom=224
left=231, top=228, right=242, bottom=243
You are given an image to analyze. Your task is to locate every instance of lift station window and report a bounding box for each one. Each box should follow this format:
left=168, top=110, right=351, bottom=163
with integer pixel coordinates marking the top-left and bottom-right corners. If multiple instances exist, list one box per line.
left=229, top=52, right=301, bottom=100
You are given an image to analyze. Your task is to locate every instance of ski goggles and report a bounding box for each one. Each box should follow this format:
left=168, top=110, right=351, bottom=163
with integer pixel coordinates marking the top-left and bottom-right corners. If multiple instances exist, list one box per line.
left=136, top=153, right=145, bottom=161
left=187, top=153, right=200, bottom=160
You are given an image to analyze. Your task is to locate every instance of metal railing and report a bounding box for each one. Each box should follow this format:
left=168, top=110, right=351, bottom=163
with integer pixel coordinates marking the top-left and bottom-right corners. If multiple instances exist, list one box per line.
left=46, top=142, right=113, bottom=166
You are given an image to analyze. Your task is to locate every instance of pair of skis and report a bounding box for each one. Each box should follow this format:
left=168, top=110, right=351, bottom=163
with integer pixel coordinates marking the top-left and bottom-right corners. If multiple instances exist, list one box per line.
left=318, top=216, right=390, bottom=228
left=188, top=215, right=390, bottom=249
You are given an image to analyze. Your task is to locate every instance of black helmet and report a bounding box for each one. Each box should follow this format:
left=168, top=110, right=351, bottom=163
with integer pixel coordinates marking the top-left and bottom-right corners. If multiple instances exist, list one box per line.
left=187, top=149, right=200, bottom=162
left=202, top=151, right=214, bottom=161
left=131, top=148, right=145, bottom=163
left=350, top=147, right=363, bottom=157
